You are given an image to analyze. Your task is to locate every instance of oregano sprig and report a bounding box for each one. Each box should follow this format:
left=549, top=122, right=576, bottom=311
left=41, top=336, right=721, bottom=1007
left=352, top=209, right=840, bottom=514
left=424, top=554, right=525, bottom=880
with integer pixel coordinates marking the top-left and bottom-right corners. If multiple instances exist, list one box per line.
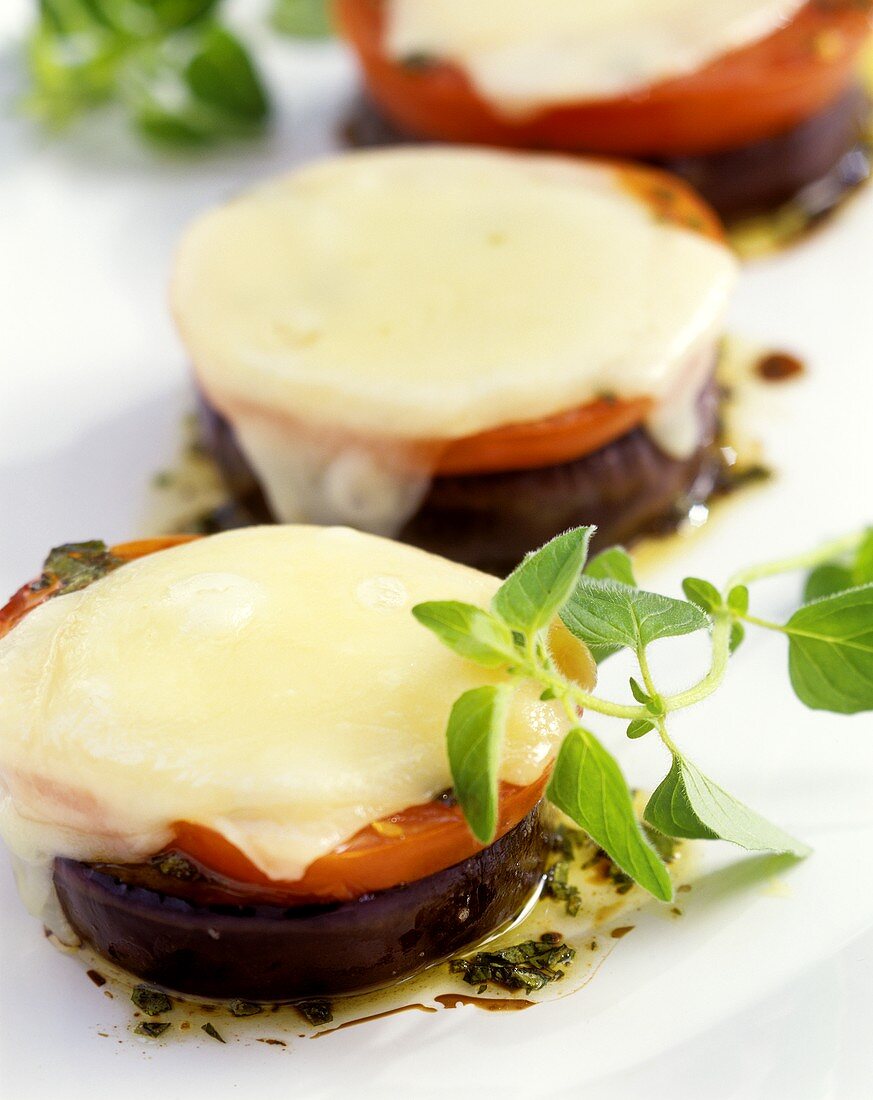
left=26, top=0, right=269, bottom=144
left=413, top=526, right=873, bottom=901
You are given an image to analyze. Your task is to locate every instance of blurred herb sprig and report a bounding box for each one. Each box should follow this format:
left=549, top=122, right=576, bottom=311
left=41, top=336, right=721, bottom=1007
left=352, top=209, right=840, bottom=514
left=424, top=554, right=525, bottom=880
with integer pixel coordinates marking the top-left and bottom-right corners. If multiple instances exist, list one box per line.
left=26, top=0, right=270, bottom=145
left=271, top=0, right=331, bottom=38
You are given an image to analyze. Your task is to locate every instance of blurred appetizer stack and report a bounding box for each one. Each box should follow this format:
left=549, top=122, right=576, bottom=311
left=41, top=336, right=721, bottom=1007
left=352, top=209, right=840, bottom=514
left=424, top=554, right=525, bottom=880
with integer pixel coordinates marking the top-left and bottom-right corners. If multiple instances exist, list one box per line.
left=173, top=148, right=737, bottom=574
left=338, top=0, right=873, bottom=219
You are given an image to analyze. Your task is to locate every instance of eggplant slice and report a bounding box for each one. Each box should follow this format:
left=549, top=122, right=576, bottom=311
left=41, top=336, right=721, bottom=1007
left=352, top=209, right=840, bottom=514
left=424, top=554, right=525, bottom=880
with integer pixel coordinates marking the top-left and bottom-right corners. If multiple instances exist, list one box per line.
left=54, top=805, right=550, bottom=1001
left=197, top=378, right=721, bottom=577
left=662, top=85, right=871, bottom=221
left=344, top=85, right=871, bottom=223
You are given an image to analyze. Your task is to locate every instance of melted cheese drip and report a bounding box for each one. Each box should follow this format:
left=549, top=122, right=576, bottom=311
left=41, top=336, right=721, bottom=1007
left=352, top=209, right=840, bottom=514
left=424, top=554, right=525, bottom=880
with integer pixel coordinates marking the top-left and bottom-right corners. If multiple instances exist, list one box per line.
left=0, top=528, right=570, bottom=904
left=385, top=0, right=806, bottom=113
left=172, top=148, right=737, bottom=530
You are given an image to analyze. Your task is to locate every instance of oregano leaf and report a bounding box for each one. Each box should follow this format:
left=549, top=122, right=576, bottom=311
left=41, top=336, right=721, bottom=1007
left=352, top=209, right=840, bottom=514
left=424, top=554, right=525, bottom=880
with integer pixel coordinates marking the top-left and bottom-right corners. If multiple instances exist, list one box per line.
left=547, top=728, right=673, bottom=902
left=803, top=529, right=873, bottom=601
left=561, top=580, right=709, bottom=658
left=585, top=547, right=636, bottom=587
left=626, top=719, right=654, bottom=740
left=804, top=563, right=855, bottom=602
left=629, top=677, right=650, bottom=706
left=447, top=685, right=512, bottom=844
left=854, top=530, right=873, bottom=585
left=492, top=527, right=593, bottom=636
left=645, top=755, right=809, bottom=857
left=727, top=585, right=749, bottom=615
left=785, top=586, right=873, bottom=713
left=412, top=601, right=517, bottom=668
left=682, top=577, right=721, bottom=614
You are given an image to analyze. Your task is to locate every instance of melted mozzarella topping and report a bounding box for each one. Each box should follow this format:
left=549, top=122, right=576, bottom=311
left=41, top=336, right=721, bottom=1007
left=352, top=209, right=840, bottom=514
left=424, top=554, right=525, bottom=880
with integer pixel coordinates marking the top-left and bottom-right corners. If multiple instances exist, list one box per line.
left=0, top=527, right=570, bottom=892
left=174, top=148, right=736, bottom=443
left=173, top=148, right=736, bottom=528
left=385, top=0, right=806, bottom=113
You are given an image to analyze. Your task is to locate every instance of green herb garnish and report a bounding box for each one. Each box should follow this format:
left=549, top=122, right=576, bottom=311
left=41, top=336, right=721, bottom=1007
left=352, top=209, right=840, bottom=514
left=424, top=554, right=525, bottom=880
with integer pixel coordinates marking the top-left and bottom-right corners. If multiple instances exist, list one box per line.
left=134, top=1021, right=171, bottom=1038
left=36, top=541, right=122, bottom=595
left=229, top=1000, right=263, bottom=1017
left=131, top=984, right=172, bottom=1016
left=296, top=999, right=333, bottom=1026
left=26, top=0, right=269, bottom=145
left=272, top=0, right=331, bottom=38
left=542, top=860, right=581, bottom=916
left=802, top=529, right=872, bottom=601
left=414, top=526, right=873, bottom=901
left=450, top=936, right=575, bottom=993
left=549, top=823, right=586, bottom=861
left=201, top=1021, right=225, bottom=1043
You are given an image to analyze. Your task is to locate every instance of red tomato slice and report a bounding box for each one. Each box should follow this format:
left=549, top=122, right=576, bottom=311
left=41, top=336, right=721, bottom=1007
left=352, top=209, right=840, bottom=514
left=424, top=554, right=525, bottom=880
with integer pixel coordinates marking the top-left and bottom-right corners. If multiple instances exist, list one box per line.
left=434, top=396, right=654, bottom=476
left=338, top=0, right=872, bottom=155
left=171, top=773, right=549, bottom=904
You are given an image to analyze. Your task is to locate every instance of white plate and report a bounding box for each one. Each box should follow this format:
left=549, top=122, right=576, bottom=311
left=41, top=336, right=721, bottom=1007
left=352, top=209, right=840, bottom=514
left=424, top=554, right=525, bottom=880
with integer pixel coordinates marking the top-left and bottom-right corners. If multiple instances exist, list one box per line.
left=2, top=7, right=873, bottom=1098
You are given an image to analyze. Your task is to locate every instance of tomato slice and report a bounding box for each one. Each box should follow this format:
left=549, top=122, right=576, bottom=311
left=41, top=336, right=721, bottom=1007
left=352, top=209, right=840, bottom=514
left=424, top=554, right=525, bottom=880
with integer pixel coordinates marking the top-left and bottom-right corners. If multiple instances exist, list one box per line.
left=338, top=0, right=872, bottom=155
left=110, top=535, right=200, bottom=561
left=170, top=773, right=548, bottom=904
left=434, top=395, right=654, bottom=476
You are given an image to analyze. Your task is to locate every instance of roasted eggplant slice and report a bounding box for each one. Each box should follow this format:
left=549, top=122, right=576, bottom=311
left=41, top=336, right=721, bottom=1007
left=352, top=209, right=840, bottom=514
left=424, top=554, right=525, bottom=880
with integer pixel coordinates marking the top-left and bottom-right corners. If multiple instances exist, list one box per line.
left=54, top=806, right=550, bottom=1000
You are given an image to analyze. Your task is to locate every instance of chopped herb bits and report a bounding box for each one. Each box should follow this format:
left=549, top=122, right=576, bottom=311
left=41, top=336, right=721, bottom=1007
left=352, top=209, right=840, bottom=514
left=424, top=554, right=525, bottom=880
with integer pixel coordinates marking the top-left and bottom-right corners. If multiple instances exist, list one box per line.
left=297, top=1000, right=333, bottom=1026
left=543, top=861, right=582, bottom=916
left=134, top=1021, right=171, bottom=1039
left=131, top=984, right=172, bottom=1016
left=450, top=936, right=575, bottom=994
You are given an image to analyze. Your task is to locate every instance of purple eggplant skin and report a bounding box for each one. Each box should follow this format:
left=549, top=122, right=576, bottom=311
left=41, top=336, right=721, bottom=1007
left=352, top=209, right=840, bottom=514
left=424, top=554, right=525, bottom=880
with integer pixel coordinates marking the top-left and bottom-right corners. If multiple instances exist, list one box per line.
left=197, top=379, right=720, bottom=577
left=662, top=85, right=870, bottom=221
left=53, top=805, right=551, bottom=1001
left=345, top=85, right=870, bottom=223
left=399, top=381, right=721, bottom=576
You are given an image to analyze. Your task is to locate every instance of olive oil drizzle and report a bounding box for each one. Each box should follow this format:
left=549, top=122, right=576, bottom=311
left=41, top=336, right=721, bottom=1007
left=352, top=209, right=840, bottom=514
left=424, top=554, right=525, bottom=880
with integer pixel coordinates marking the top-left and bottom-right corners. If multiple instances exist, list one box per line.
left=61, top=819, right=694, bottom=1046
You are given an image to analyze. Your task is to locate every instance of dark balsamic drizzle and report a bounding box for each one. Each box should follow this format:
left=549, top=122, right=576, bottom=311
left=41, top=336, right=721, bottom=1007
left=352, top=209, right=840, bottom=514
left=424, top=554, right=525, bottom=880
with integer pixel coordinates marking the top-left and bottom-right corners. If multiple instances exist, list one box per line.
left=755, top=352, right=806, bottom=382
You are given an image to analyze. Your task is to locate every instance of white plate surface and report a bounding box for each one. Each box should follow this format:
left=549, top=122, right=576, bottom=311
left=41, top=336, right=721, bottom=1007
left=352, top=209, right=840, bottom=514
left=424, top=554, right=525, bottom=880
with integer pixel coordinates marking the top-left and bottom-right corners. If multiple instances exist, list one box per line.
left=1, top=5, right=873, bottom=1098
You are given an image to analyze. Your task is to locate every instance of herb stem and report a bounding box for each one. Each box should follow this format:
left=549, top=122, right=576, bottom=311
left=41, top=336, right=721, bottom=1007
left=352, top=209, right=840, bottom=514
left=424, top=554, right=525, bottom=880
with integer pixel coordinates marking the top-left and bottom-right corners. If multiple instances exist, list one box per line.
left=529, top=661, right=648, bottom=721
left=531, top=610, right=738, bottom=723
left=654, top=716, right=680, bottom=757
left=636, top=644, right=659, bottom=701
left=560, top=679, right=649, bottom=721
left=662, top=610, right=733, bottom=712
left=740, top=613, right=789, bottom=634
left=727, top=531, right=863, bottom=590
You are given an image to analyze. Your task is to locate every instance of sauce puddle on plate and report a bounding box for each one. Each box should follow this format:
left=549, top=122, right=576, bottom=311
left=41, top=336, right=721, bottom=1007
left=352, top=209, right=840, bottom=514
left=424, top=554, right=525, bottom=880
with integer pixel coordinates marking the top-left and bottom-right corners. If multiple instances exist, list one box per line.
left=58, top=813, right=696, bottom=1047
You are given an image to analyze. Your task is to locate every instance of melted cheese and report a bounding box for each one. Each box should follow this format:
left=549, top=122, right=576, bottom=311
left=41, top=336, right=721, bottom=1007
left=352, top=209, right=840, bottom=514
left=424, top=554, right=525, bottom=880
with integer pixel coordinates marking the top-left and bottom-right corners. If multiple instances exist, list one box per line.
left=174, top=148, right=736, bottom=443
left=0, top=527, right=571, bottom=898
left=385, top=0, right=806, bottom=113
left=172, top=148, right=737, bottom=529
